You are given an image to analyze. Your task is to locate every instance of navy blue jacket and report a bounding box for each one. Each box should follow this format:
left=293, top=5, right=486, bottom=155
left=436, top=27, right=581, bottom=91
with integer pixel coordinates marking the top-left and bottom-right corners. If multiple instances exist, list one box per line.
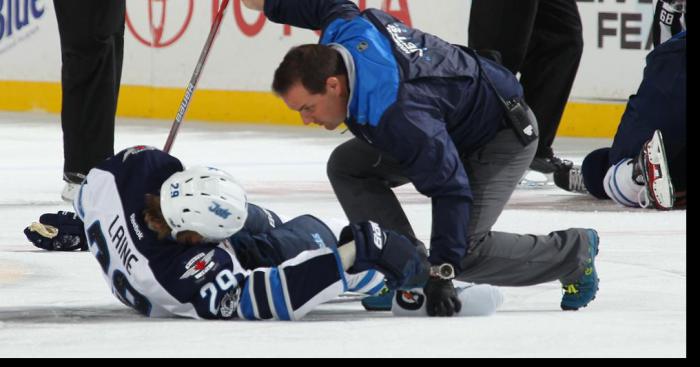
left=264, top=0, right=522, bottom=269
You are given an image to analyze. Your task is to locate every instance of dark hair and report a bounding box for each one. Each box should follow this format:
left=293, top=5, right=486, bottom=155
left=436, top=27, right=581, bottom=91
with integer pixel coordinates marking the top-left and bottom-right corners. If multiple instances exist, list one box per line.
left=272, top=44, right=347, bottom=95
left=143, top=194, right=202, bottom=245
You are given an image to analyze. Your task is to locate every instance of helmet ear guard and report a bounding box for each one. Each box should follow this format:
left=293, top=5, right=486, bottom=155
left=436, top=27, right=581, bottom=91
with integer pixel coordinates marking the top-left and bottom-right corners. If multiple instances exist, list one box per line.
left=160, top=166, right=248, bottom=242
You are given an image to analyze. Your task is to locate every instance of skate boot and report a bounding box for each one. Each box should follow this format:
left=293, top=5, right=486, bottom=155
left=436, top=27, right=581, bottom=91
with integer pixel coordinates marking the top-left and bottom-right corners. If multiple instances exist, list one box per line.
left=561, top=229, right=600, bottom=311
left=634, top=130, right=675, bottom=210
left=530, top=155, right=573, bottom=174
left=554, top=165, right=588, bottom=194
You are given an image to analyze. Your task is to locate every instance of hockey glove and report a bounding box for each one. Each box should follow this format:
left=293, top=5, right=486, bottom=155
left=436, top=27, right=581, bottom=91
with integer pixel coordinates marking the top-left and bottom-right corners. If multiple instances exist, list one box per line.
left=24, top=211, right=87, bottom=251
left=424, top=277, right=462, bottom=317
left=340, top=221, right=429, bottom=290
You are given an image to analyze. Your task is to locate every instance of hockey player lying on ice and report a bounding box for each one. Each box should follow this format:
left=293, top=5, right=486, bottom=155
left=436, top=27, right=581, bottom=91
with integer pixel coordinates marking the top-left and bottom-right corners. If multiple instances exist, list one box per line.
left=24, top=146, right=502, bottom=320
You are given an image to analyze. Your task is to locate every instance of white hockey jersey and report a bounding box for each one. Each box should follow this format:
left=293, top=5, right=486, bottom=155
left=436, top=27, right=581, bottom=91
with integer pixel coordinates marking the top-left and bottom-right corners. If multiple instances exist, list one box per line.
left=74, top=146, right=349, bottom=320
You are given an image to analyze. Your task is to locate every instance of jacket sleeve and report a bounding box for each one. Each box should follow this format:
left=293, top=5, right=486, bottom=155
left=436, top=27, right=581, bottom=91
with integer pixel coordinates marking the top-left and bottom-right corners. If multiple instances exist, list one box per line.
left=263, top=0, right=360, bottom=30
left=370, top=103, right=473, bottom=271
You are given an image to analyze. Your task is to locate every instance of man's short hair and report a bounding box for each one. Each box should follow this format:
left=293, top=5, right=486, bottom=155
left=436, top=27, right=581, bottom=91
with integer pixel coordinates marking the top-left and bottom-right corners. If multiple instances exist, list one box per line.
left=272, top=44, right=347, bottom=95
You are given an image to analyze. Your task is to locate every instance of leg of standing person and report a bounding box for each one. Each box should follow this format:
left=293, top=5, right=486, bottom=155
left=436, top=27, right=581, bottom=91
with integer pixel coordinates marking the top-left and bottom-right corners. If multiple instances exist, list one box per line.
left=54, top=0, right=125, bottom=201
left=467, top=0, right=538, bottom=74
left=519, top=0, right=583, bottom=173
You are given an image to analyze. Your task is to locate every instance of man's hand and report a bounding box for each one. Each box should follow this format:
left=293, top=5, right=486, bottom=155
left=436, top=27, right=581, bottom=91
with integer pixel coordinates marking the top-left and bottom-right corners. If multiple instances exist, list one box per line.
left=24, top=211, right=87, bottom=251
left=424, top=278, right=462, bottom=317
left=241, top=0, right=265, bottom=11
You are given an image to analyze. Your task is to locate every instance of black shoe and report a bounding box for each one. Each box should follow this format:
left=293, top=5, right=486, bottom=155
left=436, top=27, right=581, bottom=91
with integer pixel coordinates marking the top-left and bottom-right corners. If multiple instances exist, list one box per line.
left=554, top=165, right=588, bottom=194
left=530, top=155, right=573, bottom=174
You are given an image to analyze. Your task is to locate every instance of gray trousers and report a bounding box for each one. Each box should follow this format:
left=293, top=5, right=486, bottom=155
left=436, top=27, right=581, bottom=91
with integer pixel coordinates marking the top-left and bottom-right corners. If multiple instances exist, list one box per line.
left=327, top=125, right=592, bottom=286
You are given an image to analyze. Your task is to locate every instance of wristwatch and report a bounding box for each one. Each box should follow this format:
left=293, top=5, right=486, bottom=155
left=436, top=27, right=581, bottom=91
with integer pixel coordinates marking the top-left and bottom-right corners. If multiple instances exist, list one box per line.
left=429, top=263, right=455, bottom=280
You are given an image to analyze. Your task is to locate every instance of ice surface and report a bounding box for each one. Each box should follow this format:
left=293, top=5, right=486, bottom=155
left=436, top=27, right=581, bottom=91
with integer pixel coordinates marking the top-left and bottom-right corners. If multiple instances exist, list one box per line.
left=0, top=112, right=685, bottom=357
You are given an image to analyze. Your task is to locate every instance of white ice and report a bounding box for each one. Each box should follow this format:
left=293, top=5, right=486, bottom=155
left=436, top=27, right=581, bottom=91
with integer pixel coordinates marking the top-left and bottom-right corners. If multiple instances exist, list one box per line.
left=0, top=112, right=686, bottom=357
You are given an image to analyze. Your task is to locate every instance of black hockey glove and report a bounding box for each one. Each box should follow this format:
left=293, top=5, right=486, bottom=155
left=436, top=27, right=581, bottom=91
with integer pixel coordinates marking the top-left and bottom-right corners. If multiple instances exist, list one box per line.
left=339, top=221, right=429, bottom=290
left=424, top=277, right=462, bottom=317
left=24, top=211, right=87, bottom=251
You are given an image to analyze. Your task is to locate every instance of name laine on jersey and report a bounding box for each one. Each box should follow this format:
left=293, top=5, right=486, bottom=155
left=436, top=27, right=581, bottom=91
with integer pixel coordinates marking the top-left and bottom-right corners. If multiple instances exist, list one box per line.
left=129, top=213, right=144, bottom=240
left=109, top=215, right=140, bottom=274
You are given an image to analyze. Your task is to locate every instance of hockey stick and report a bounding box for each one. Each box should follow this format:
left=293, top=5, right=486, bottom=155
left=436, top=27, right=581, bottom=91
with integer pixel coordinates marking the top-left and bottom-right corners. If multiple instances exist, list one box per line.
left=163, top=0, right=230, bottom=153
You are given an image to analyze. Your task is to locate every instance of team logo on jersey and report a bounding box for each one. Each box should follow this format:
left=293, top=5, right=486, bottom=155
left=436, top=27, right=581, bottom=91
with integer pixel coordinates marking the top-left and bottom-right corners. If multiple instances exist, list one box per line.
left=180, top=250, right=216, bottom=280
left=219, top=287, right=241, bottom=319
left=395, top=290, right=425, bottom=311
left=122, top=145, right=157, bottom=162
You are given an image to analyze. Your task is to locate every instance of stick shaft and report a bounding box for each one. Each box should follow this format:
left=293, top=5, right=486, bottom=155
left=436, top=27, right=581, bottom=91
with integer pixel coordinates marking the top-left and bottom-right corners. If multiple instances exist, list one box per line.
left=163, top=0, right=230, bottom=153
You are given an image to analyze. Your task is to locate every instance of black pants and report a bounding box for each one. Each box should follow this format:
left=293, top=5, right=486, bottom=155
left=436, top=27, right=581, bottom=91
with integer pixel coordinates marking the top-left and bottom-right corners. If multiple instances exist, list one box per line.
left=54, top=0, right=125, bottom=176
left=468, top=0, right=583, bottom=159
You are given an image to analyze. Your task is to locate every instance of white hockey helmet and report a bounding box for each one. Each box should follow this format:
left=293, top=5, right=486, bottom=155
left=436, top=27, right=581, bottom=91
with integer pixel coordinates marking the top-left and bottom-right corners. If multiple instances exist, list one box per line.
left=159, top=166, right=248, bottom=242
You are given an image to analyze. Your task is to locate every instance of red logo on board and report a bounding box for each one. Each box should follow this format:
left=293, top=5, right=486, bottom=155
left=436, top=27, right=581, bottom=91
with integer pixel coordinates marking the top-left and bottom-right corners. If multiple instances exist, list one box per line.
left=125, top=0, right=194, bottom=48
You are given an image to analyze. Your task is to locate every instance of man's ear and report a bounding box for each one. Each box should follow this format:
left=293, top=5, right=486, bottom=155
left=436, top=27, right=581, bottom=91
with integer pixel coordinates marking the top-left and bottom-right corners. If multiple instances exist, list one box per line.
left=326, top=76, right=341, bottom=95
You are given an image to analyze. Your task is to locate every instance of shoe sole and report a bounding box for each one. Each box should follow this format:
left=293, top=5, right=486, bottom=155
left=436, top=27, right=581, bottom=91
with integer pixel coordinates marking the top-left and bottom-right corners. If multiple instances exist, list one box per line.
left=361, top=294, right=394, bottom=312
left=561, top=291, right=598, bottom=311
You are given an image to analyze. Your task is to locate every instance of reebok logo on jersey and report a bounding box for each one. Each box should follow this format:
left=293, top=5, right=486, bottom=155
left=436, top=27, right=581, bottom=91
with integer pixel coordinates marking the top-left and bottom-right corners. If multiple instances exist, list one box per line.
left=129, top=213, right=144, bottom=240
left=209, top=202, right=232, bottom=219
left=180, top=250, right=216, bottom=280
